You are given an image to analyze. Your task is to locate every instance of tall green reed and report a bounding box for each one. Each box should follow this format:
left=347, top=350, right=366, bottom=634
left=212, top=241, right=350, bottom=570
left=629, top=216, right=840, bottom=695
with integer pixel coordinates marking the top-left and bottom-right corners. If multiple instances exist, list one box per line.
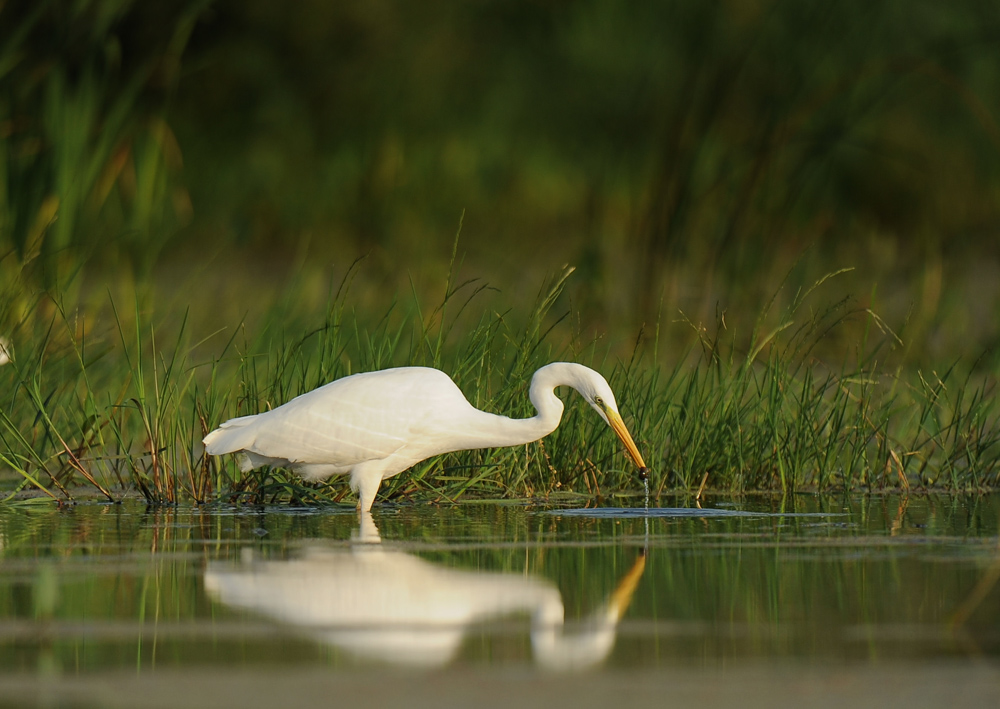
left=1, top=264, right=999, bottom=507
left=0, top=0, right=207, bottom=286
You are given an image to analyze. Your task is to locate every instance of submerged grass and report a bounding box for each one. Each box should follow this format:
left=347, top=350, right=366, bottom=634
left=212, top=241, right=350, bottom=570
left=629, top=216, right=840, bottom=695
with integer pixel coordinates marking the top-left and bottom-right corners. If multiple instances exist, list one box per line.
left=1, top=261, right=999, bottom=507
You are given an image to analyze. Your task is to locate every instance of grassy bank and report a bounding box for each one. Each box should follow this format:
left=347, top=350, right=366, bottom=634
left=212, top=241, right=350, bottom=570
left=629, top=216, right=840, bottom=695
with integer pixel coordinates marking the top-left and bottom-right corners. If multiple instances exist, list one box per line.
left=1, top=260, right=998, bottom=507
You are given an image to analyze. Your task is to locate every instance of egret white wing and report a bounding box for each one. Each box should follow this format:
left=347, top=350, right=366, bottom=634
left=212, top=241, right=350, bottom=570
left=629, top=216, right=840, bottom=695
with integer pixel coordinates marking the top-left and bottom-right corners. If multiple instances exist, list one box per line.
left=233, top=367, right=474, bottom=467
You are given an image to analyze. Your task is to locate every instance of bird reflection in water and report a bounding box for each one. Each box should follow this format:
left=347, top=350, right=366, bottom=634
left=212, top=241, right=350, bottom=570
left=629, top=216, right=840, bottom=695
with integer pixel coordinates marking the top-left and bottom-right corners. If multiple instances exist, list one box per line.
left=204, top=512, right=645, bottom=671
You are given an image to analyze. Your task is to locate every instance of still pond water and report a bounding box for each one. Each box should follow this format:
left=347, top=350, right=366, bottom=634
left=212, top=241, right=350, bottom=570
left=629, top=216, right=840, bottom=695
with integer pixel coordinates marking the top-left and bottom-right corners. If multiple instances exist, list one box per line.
left=1, top=495, right=998, bottom=708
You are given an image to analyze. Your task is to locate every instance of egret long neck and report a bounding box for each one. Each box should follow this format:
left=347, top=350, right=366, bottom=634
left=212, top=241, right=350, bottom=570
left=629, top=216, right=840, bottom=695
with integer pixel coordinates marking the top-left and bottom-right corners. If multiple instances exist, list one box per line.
left=458, top=366, right=568, bottom=449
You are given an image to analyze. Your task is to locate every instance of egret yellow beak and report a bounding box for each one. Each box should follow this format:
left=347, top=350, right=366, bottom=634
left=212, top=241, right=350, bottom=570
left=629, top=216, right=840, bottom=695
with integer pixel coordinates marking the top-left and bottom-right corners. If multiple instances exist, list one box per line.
left=605, top=409, right=647, bottom=470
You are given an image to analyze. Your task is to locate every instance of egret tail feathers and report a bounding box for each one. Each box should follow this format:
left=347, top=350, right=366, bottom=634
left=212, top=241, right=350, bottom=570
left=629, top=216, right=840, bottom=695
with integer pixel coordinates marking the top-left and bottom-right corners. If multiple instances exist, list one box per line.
left=203, top=414, right=260, bottom=456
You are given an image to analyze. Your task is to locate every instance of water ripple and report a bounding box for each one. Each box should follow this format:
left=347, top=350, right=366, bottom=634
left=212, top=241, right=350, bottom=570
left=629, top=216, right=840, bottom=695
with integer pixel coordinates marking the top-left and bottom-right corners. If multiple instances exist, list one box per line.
left=547, top=507, right=848, bottom=518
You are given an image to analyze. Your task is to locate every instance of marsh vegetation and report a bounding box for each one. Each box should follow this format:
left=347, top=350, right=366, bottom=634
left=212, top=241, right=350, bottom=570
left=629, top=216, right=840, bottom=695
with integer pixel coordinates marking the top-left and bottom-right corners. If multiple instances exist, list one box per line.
left=1, top=258, right=998, bottom=506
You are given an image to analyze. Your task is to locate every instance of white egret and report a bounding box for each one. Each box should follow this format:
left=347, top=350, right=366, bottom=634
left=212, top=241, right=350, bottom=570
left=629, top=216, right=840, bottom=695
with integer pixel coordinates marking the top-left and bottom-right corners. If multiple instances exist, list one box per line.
left=203, top=362, right=648, bottom=511
left=0, top=337, right=10, bottom=366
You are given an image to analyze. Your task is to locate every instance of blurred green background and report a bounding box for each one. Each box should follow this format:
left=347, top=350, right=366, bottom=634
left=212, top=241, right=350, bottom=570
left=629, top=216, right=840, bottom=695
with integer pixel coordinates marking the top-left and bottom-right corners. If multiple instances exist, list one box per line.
left=4, top=0, right=1000, bottom=365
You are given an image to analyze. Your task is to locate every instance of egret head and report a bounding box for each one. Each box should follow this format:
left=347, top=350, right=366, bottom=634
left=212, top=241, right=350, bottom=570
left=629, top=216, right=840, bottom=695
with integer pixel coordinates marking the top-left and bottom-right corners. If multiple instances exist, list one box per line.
left=561, top=364, right=648, bottom=472
left=578, top=372, right=620, bottom=425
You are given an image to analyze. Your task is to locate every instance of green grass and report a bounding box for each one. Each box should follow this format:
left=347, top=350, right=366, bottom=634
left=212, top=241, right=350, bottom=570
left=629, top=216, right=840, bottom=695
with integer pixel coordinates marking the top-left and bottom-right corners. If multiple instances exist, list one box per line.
left=1, top=258, right=998, bottom=508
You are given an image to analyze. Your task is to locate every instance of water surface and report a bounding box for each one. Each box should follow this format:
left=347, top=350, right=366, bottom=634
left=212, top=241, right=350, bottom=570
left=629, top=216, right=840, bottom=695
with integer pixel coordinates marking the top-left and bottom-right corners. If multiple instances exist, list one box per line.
left=1, top=495, right=998, bottom=707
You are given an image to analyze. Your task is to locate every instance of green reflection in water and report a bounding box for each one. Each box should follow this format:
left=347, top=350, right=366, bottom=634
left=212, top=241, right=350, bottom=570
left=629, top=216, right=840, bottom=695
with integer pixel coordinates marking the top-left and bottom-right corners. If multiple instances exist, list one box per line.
left=0, top=495, right=997, bottom=675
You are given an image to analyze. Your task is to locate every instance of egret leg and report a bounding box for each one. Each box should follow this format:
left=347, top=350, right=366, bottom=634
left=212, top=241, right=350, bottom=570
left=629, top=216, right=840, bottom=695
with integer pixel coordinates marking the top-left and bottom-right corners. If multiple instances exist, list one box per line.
left=351, top=465, right=383, bottom=513
left=357, top=479, right=380, bottom=512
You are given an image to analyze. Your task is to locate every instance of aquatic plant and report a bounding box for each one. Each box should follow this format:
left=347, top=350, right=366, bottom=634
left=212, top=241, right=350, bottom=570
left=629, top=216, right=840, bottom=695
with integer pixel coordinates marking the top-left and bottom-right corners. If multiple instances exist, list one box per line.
left=1, top=261, right=998, bottom=507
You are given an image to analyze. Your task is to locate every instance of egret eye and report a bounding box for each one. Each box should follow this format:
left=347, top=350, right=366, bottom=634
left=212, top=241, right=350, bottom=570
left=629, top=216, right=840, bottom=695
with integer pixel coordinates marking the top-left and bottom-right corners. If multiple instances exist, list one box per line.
left=594, top=396, right=604, bottom=406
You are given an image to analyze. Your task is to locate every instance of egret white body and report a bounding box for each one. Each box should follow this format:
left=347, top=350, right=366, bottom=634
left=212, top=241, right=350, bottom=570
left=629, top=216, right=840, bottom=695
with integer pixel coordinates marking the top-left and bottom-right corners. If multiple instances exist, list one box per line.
left=203, top=362, right=647, bottom=511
